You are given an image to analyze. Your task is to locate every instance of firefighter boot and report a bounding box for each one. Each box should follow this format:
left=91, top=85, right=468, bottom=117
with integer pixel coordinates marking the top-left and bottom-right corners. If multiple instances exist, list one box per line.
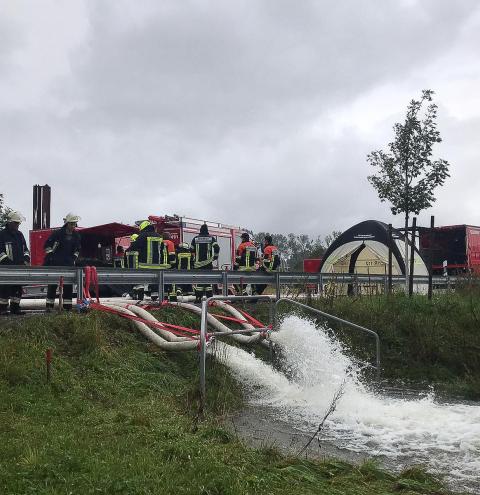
left=0, top=304, right=8, bottom=316
left=9, top=302, right=24, bottom=316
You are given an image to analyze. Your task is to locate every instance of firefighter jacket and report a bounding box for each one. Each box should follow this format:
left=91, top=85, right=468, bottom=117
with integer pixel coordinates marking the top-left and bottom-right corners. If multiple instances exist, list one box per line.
left=124, top=249, right=138, bottom=269
left=113, top=255, right=125, bottom=268
left=130, top=229, right=171, bottom=269
left=262, top=244, right=280, bottom=272
left=44, top=226, right=81, bottom=266
left=191, top=234, right=220, bottom=268
left=176, top=244, right=193, bottom=270
left=236, top=241, right=257, bottom=271
left=0, top=227, right=30, bottom=265
left=163, top=239, right=177, bottom=268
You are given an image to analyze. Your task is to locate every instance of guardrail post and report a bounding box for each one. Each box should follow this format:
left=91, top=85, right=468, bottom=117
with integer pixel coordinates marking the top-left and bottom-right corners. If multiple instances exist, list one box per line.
left=222, top=270, right=228, bottom=297
left=275, top=271, right=281, bottom=300
left=76, top=268, right=83, bottom=305
left=158, top=271, right=164, bottom=302
left=428, top=215, right=435, bottom=300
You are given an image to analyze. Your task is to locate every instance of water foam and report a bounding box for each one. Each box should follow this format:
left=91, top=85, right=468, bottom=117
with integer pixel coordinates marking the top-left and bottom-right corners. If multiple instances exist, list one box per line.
left=216, top=315, right=480, bottom=492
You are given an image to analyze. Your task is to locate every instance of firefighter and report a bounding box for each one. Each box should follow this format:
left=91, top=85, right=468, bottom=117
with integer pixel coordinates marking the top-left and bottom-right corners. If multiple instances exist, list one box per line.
left=0, top=211, right=30, bottom=315
left=191, top=224, right=220, bottom=302
left=255, top=235, right=281, bottom=295
left=44, top=213, right=81, bottom=311
left=132, top=221, right=172, bottom=300
left=175, top=242, right=194, bottom=297
left=235, top=233, right=257, bottom=271
left=234, top=232, right=257, bottom=295
left=125, top=233, right=139, bottom=269
left=113, top=245, right=125, bottom=268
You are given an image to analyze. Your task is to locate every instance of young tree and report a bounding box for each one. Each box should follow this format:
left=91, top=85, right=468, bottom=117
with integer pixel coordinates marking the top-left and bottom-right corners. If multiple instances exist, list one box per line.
left=324, top=230, right=342, bottom=248
left=367, top=89, right=450, bottom=284
left=0, top=193, right=11, bottom=229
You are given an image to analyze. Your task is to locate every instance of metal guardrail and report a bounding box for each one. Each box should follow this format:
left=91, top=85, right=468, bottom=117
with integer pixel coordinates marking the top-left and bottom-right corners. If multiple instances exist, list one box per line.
left=0, top=266, right=464, bottom=287
left=274, top=298, right=381, bottom=380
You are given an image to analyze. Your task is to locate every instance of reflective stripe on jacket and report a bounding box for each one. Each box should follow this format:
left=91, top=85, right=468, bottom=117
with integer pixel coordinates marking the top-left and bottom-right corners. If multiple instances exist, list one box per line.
left=191, top=235, right=219, bottom=268
left=0, top=227, right=30, bottom=265
left=262, top=245, right=280, bottom=272
left=236, top=241, right=257, bottom=270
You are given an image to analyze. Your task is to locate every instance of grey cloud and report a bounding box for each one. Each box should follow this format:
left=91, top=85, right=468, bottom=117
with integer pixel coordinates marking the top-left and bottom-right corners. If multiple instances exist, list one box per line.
left=1, top=0, right=479, bottom=241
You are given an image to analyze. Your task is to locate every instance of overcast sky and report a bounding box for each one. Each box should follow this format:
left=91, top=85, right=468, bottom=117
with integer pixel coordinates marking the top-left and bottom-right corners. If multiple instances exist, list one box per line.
left=1, top=0, right=479, bottom=239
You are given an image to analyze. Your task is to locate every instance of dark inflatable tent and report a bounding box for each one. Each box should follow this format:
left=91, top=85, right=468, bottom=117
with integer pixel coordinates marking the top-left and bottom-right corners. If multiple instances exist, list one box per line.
left=319, top=220, right=428, bottom=279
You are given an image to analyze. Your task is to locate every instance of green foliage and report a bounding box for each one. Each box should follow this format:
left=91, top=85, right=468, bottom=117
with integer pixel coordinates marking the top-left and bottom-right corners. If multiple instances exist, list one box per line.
left=253, top=230, right=341, bottom=271
left=0, top=310, right=452, bottom=494
left=308, top=292, right=480, bottom=398
left=0, top=193, right=12, bottom=229
left=367, top=90, right=450, bottom=225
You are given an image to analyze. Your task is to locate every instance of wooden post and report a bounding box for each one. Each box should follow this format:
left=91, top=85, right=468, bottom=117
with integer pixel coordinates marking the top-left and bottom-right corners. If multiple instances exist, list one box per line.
left=408, top=217, right=417, bottom=296
left=428, top=216, right=434, bottom=300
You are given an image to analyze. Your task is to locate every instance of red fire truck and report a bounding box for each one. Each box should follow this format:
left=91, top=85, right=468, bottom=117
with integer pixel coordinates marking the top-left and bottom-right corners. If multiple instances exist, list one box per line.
left=30, top=215, right=246, bottom=270
left=419, top=224, right=480, bottom=275
left=147, top=215, right=245, bottom=270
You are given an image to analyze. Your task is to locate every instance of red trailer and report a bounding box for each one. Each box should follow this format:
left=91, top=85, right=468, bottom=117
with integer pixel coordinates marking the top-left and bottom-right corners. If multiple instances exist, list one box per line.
left=303, top=258, right=322, bottom=273
left=419, top=225, right=480, bottom=275
left=30, top=222, right=138, bottom=267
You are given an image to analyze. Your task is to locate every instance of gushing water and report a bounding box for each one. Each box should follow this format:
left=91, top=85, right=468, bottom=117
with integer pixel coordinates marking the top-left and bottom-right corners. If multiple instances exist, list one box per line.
left=216, top=315, right=480, bottom=492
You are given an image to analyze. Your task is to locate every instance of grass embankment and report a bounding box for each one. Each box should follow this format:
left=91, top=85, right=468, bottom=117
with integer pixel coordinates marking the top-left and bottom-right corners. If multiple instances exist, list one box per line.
left=0, top=309, right=451, bottom=494
left=293, top=291, right=480, bottom=399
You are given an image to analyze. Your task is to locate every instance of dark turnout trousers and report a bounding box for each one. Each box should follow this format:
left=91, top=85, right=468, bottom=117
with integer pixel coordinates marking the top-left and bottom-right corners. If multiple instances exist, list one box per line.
left=46, top=284, right=73, bottom=310
left=0, top=285, right=23, bottom=314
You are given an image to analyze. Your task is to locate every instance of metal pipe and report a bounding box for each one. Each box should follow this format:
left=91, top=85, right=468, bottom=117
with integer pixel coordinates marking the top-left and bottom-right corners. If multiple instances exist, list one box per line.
left=199, top=297, right=208, bottom=413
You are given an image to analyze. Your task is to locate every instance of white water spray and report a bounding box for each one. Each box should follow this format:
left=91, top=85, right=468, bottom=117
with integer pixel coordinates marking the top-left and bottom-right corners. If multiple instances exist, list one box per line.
left=217, top=315, right=480, bottom=492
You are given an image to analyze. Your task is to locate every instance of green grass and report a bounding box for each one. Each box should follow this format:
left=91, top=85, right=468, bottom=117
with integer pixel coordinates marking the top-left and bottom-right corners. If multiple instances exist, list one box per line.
left=0, top=310, right=453, bottom=494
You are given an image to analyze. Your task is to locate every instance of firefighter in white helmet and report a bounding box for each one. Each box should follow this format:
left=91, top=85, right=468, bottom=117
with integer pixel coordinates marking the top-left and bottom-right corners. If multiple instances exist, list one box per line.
left=44, top=213, right=81, bottom=311
left=0, top=211, right=30, bottom=315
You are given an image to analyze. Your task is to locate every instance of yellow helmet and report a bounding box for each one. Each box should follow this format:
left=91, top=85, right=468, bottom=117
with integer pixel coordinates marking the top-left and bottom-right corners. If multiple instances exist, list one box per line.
left=139, top=220, right=151, bottom=231
left=130, top=233, right=139, bottom=242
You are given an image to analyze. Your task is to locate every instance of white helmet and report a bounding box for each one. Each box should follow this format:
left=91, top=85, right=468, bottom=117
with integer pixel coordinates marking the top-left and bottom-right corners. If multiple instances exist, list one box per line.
left=63, top=213, right=81, bottom=225
left=7, top=211, right=26, bottom=224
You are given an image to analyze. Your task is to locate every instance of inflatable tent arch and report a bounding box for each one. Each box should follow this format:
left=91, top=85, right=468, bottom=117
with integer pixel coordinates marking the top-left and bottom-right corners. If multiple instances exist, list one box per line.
left=319, top=220, right=428, bottom=293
